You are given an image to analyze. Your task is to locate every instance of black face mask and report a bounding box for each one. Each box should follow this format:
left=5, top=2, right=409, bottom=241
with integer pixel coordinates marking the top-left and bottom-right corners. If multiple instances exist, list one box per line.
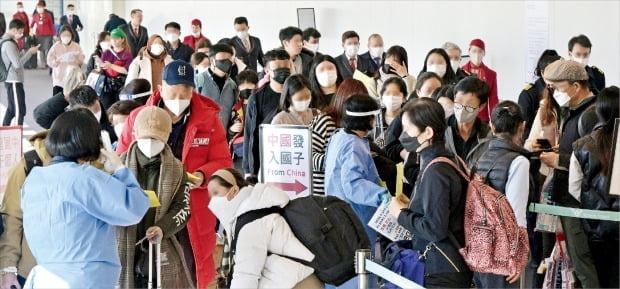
left=399, top=132, right=427, bottom=153
left=382, top=63, right=392, bottom=74
left=272, top=67, right=291, bottom=84
left=215, top=59, right=233, bottom=74
left=239, top=89, right=252, bottom=100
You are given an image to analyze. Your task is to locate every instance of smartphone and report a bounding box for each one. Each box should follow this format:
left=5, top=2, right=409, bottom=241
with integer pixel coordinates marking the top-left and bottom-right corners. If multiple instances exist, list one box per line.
left=536, top=138, right=552, bottom=150
left=101, top=131, right=113, bottom=151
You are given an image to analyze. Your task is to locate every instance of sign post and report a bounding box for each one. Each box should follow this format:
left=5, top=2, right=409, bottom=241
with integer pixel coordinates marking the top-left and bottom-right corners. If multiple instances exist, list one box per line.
left=259, top=125, right=312, bottom=199
left=0, top=126, right=23, bottom=204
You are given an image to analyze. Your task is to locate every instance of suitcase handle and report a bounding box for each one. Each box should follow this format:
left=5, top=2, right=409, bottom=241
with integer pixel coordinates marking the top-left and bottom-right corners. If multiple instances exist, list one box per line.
left=148, top=242, right=162, bottom=289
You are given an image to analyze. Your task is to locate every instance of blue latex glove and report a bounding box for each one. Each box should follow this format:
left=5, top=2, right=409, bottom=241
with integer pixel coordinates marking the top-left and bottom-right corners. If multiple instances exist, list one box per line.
left=379, top=192, right=391, bottom=206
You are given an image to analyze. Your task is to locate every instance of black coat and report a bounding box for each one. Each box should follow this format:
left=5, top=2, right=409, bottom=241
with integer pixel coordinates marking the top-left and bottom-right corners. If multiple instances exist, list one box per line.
left=231, top=35, right=264, bottom=71
left=518, top=78, right=546, bottom=144
left=334, top=52, right=373, bottom=79
left=118, top=23, right=149, bottom=58
left=59, top=14, right=84, bottom=43
left=165, top=41, right=194, bottom=63
left=397, top=143, right=470, bottom=275
left=359, top=51, right=385, bottom=77
left=104, top=15, right=127, bottom=32
left=585, top=65, right=605, bottom=94
left=242, top=84, right=280, bottom=175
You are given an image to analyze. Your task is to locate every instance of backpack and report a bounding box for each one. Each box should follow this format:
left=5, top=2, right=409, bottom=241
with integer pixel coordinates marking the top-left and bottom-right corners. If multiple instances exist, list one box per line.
left=379, top=240, right=425, bottom=288
left=229, top=195, right=370, bottom=286
left=423, top=156, right=529, bottom=276
left=24, top=149, right=43, bottom=175
left=0, top=38, right=16, bottom=82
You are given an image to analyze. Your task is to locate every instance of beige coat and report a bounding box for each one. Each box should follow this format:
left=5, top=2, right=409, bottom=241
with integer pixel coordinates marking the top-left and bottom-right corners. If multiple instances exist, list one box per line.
left=125, top=54, right=173, bottom=92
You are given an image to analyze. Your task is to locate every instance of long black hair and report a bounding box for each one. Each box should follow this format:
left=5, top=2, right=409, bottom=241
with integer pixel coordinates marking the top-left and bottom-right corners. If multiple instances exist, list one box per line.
left=592, top=86, right=619, bottom=174
left=419, top=48, right=458, bottom=85
left=309, top=54, right=343, bottom=109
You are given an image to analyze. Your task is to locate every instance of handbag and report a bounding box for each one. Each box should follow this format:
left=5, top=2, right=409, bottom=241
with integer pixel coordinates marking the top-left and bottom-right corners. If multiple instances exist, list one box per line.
left=86, top=71, right=106, bottom=96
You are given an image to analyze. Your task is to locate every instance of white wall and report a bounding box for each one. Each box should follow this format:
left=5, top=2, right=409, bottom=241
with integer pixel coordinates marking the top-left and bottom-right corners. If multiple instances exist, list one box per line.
left=2, top=1, right=617, bottom=101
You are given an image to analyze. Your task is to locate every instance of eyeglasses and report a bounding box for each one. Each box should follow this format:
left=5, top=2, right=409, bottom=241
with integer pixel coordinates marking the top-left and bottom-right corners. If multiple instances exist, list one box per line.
left=454, top=103, right=478, bottom=113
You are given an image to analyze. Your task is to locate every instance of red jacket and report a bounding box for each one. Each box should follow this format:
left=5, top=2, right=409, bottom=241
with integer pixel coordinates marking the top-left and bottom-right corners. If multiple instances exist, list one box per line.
left=117, top=90, right=232, bottom=288
left=183, top=34, right=208, bottom=50
left=30, top=11, right=55, bottom=36
left=13, top=12, right=30, bottom=35
left=461, top=61, right=498, bottom=122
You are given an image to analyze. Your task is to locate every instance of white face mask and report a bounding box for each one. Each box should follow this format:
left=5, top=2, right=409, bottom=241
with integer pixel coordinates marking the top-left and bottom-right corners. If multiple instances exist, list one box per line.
left=137, top=138, right=166, bottom=158
left=237, top=30, right=249, bottom=40
left=454, top=106, right=479, bottom=124
left=292, top=99, right=311, bottom=112
left=36, top=8, right=44, bottom=13
left=164, top=99, right=191, bottom=116
left=195, top=65, right=208, bottom=75
left=427, top=64, right=447, bottom=78
left=93, top=110, right=102, bottom=122
left=99, top=41, right=110, bottom=51
left=61, top=36, right=71, bottom=45
left=345, top=44, right=360, bottom=58
left=114, top=123, right=125, bottom=138
left=553, top=90, right=571, bottom=107
left=316, top=70, right=337, bottom=88
left=382, top=95, right=403, bottom=111
left=150, top=43, right=164, bottom=56
left=166, top=33, right=180, bottom=43
left=305, top=43, right=319, bottom=53
left=450, top=60, right=461, bottom=73
left=572, top=57, right=589, bottom=67
left=470, top=52, right=483, bottom=66
left=369, top=47, right=384, bottom=59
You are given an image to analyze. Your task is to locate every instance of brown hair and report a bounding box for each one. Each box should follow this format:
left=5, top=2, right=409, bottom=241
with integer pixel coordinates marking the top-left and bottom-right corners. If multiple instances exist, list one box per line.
left=540, top=87, right=558, bottom=126
left=323, top=79, right=368, bottom=127
left=208, top=168, right=248, bottom=189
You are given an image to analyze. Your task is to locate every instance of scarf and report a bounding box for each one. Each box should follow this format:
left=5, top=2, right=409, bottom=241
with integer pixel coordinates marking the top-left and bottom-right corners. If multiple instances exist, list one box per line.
left=139, top=35, right=168, bottom=89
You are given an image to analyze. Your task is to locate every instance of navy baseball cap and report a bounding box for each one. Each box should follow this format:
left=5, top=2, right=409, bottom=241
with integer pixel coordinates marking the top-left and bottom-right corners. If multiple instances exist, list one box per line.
left=163, top=60, right=195, bottom=87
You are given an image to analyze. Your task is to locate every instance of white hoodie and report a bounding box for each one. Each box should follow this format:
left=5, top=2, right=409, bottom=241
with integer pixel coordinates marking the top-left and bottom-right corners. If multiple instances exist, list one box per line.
left=209, top=184, right=314, bottom=289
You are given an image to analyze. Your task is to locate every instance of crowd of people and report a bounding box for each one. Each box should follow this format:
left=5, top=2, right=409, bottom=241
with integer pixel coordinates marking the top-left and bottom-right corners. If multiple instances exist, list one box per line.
left=0, top=1, right=617, bottom=289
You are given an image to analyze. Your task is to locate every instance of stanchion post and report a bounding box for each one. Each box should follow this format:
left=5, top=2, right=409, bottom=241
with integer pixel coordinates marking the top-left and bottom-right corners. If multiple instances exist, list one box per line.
left=356, top=249, right=371, bottom=289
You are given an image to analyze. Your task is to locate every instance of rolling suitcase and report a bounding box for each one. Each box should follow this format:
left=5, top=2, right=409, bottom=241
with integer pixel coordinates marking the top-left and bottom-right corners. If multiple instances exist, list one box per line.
left=148, top=242, right=162, bottom=289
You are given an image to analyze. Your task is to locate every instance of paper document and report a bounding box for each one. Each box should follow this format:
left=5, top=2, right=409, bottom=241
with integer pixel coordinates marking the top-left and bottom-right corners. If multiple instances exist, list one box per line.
left=369, top=203, right=412, bottom=241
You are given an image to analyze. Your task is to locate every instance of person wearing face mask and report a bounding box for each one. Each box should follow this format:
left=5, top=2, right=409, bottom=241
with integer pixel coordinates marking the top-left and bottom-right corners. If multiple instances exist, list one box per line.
left=117, top=106, right=193, bottom=288
left=118, top=9, right=148, bottom=58
left=107, top=100, right=141, bottom=150
left=308, top=55, right=343, bottom=110
left=461, top=39, right=498, bottom=123
left=444, top=77, right=492, bottom=165
left=59, top=4, right=83, bottom=43
left=164, top=22, right=194, bottom=63
left=471, top=101, right=532, bottom=288
left=442, top=42, right=471, bottom=81
left=183, top=19, right=208, bottom=51
left=207, top=168, right=322, bottom=289
left=388, top=98, right=473, bottom=288
left=117, top=60, right=232, bottom=288
left=567, top=34, right=605, bottom=94
left=231, top=17, right=263, bottom=72
left=243, top=49, right=291, bottom=184
left=47, top=25, right=84, bottom=96
left=302, top=27, right=321, bottom=56
left=195, top=44, right=239, bottom=131
left=378, top=77, right=407, bottom=145
left=216, top=38, right=247, bottom=81
left=279, top=26, right=312, bottom=78
left=95, top=28, right=134, bottom=111
left=191, top=52, right=210, bottom=76
left=325, top=93, right=389, bottom=245
left=12, top=2, right=29, bottom=52
left=30, top=1, right=55, bottom=69
left=335, top=30, right=373, bottom=79
left=539, top=59, right=600, bottom=289
left=228, top=70, right=258, bottom=170
left=21, top=108, right=149, bottom=289
left=1, top=19, right=39, bottom=126
left=86, top=31, right=110, bottom=75
left=431, top=84, right=456, bottom=120
left=271, top=74, right=315, bottom=125
left=368, top=45, right=416, bottom=100
left=419, top=48, right=458, bottom=85
left=126, top=35, right=173, bottom=93
left=360, top=34, right=385, bottom=76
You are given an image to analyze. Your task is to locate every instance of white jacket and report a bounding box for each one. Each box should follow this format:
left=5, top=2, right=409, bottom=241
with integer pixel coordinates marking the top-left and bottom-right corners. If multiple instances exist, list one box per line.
left=125, top=53, right=173, bottom=91
left=209, top=184, right=314, bottom=289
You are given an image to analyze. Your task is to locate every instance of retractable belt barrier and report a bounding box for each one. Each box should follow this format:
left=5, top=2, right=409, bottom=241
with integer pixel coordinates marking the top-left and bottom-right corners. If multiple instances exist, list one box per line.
left=529, top=203, right=620, bottom=222
left=355, top=250, right=425, bottom=289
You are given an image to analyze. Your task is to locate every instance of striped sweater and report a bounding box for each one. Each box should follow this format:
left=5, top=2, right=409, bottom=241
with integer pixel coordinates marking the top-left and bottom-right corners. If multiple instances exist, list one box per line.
left=310, top=113, right=336, bottom=194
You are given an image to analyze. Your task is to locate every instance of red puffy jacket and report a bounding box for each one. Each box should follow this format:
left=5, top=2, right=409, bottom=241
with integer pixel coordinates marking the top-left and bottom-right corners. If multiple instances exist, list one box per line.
left=117, top=90, right=232, bottom=288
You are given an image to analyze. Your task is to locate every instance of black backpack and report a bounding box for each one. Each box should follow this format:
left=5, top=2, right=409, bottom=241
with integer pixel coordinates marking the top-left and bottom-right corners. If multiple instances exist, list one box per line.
left=230, top=195, right=370, bottom=286
left=0, top=38, right=16, bottom=82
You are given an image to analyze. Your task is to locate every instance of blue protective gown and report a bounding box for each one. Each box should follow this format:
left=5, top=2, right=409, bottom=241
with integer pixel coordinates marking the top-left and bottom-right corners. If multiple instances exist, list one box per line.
left=21, top=157, right=150, bottom=289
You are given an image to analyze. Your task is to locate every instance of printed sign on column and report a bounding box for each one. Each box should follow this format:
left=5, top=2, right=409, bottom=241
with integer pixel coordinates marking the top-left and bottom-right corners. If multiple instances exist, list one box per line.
left=0, top=126, right=23, bottom=204
left=260, top=125, right=312, bottom=199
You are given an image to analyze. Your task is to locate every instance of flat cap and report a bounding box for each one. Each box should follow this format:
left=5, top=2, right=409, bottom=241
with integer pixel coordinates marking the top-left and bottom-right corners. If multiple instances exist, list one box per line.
left=543, top=59, right=588, bottom=82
